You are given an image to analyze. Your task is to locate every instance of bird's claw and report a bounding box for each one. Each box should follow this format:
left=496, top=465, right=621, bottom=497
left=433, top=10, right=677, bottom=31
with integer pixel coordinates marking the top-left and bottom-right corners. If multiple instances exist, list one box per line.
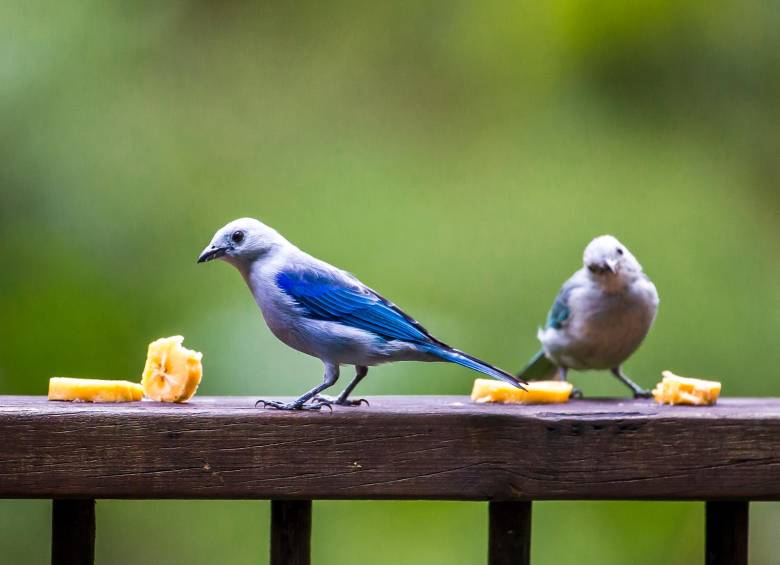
left=308, top=398, right=334, bottom=411
left=335, top=397, right=370, bottom=407
left=633, top=389, right=653, bottom=399
left=254, top=399, right=331, bottom=411
left=313, top=395, right=369, bottom=407
left=571, top=387, right=584, bottom=399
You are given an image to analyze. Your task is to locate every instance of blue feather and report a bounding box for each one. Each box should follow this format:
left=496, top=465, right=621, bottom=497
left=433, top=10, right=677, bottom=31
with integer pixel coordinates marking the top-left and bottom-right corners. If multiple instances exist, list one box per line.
left=276, top=268, right=525, bottom=389
left=276, top=270, right=431, bottom=343
left=426, top=345, right=526, bottom=389
left=545, top=283, right=576, bottom=329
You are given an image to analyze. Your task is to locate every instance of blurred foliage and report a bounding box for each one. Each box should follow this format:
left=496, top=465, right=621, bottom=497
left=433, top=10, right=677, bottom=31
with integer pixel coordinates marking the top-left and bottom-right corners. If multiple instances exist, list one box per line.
left=0, top=1, right=778, bottom=564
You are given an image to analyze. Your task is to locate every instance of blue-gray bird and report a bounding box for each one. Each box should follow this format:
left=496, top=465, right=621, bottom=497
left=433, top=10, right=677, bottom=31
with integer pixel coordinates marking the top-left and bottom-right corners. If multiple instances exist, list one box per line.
left=517, top=235, right=659, bottom=397
left=198, top=218, right=524, bottom=410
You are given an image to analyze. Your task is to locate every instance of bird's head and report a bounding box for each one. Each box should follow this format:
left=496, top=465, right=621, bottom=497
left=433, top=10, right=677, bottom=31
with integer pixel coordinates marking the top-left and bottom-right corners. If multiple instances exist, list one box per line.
left=582, top=235, right=642, bottom=280
left=197, top=218, right=285, bottom=268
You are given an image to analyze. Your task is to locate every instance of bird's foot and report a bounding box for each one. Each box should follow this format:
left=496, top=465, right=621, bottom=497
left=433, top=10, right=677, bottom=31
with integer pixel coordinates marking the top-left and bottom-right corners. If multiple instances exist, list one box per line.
left=313, top=395, right=369, bottom=407
left=571, top=387, right=584, bottom=399
left=632, top=389, right=653, bottom=399
left=254, top=399, right=332, bottom=411
left=340, top=398, right=370, bottom=407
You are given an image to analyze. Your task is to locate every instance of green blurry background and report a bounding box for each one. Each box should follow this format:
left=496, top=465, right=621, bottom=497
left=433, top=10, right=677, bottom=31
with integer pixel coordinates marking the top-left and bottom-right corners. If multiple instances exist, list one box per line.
left=1, top=1, right=778, bottom=563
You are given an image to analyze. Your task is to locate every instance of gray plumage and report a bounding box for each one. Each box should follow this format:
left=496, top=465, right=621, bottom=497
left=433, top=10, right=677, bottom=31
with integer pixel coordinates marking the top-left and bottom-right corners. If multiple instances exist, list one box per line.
left=518, top=235, right=659, bottom=397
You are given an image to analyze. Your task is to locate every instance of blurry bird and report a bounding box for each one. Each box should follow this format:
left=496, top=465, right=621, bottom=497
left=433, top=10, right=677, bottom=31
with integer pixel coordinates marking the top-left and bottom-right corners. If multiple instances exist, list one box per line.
left=198, top=218, right=524, bottom=410
left=517, top=235, right=659, bottom=397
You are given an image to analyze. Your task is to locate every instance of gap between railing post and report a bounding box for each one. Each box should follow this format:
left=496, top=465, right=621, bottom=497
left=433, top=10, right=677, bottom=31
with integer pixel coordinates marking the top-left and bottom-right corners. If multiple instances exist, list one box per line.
left=488, top=501, right=532, bottom=565
left=270, top=500, right=312, bottom=565
left=51, top=499, right=95, bottom=565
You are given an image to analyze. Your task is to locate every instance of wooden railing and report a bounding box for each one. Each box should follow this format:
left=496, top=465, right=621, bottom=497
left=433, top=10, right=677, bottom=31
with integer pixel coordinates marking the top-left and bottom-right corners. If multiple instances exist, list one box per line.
left=1, top=395, right=778, bottom=564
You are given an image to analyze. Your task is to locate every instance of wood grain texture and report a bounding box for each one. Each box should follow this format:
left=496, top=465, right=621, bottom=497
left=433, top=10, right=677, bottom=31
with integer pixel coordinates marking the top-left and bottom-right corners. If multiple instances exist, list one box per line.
left=706, top=501, right=749, bottom=565
left=1, top=396, right=778, bottom=500
left=51, top=499, right=95, bottom=565
left=488, top=501, right=531, bottom=565
left=271, top=500, right=311, bottom=565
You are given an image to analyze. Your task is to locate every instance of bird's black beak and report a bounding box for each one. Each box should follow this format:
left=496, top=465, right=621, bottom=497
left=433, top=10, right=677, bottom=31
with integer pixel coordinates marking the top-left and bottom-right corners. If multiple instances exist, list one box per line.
left=197, top=245, right=227, bottom=263
left=588, top=261, right=618, bottom=275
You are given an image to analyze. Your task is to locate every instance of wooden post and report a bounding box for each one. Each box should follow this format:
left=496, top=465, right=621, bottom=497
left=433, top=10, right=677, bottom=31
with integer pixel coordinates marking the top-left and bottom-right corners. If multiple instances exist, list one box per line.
left=488, top=501, right=531, bottom=565
left=270, top=500, right=312, bottom=565
left=706, top=501, right=749, bottom=565
left=51, top=499, right=95, bottom=565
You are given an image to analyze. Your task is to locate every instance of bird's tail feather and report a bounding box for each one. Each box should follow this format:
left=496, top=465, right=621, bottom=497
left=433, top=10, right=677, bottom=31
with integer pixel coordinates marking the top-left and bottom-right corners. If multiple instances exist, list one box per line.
left=516, top=349, right=558, bottom=381
left=425, top=345, right=526, bottom=390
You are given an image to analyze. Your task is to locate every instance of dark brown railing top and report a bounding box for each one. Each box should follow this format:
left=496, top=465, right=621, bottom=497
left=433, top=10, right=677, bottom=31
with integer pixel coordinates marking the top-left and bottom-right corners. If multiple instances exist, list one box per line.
left=1, top=395, right=778, bottom=501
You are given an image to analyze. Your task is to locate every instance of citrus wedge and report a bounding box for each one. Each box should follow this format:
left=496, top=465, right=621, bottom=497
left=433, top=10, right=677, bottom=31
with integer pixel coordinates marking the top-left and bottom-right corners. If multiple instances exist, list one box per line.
left=652, top=370, right=721, bottom=406
left=471, top=378, right=573, bottom=404
left=48, top=377, right=144, bottom=402
left=141, top=336, right=203, bottom=403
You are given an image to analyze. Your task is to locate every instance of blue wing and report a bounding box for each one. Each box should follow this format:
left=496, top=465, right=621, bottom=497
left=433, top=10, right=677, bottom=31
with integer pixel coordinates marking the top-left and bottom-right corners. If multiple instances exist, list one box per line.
left=276, top=268, right=435, bottom=344
left=545, top=282, right=575, bottom=329
left=276, top=266, right=526, bottom=388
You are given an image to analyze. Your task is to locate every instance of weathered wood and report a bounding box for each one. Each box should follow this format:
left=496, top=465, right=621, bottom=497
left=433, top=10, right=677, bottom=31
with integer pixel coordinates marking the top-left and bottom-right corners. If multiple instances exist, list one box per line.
left=271, top=500, right=311, bottom=565
left=706, top=501, right=749, bottom=565
left=488, top=501, right=531, bottom=565
left=0, top=396, right=778, bottom=500
left=51, top=499, right=95, bottom=565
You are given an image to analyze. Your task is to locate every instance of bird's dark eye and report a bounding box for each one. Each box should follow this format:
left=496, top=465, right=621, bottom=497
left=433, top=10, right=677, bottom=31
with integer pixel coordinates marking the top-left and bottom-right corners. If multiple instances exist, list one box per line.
left=231, top=230, right=245, bottom=244
left=616, top=248, right=624, bottom=255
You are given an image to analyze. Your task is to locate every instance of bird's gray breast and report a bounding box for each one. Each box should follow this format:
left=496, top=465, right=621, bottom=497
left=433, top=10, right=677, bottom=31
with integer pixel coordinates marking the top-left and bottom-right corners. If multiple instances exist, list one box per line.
left=239, top=265, right=311, bottom=354
left=542, top=279, right=658, bottom=370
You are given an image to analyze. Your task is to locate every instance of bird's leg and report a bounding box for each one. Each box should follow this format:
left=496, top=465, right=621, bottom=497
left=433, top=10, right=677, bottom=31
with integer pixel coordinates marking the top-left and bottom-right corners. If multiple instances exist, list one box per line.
left=555, top=366, right=583, bottom=399
left=256, top=363, right=340, bottom=410
left=337, top=366, right=369, bottom=405
left=315, top=366, right=369, bottom=406
left=611, top=367, right=652, bottom=398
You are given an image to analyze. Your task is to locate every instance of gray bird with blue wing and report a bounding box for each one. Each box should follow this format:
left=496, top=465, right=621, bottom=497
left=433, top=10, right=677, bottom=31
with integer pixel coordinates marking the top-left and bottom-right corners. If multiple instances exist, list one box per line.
left=517, top=235, right=659, bottom=397
left=198, top=218, right=525, bottom=410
